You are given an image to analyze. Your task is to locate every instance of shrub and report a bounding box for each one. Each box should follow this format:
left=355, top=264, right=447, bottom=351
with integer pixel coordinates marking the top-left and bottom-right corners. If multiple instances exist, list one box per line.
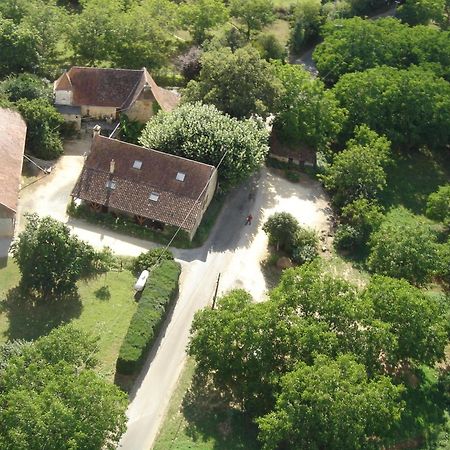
left=116, top=260, right=181, bottom=376
left=426, top=184, right=450, bottom=226
left=334, top=224, right=360, bottom=252
left=292, top=227, right=318, bottom=264
left=263, top=212, right=300, bottom=253
left=254, top=33, right=286, bottom=61
left=131, top=248, right=174, bottom=276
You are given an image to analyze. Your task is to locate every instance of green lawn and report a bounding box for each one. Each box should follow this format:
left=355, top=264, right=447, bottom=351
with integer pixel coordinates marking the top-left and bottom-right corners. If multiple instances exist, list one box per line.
left=263, top=19, right=291, bottom=46
left=153, top=358, right=260, bottom=450
left=0, top=261, right=137, bottom=379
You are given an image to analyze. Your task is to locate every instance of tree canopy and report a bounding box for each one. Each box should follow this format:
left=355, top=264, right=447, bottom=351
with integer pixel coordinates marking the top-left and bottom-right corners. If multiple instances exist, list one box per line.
left=182, top=46, right=282, bottom=118
left=0, top=325, right=127, bottom=450
left=426, top=184, right=450, bottom=226
left=332, top=66, right=450, bottom=150
left=11, top=214, right=111, bottom=298
left=230, top=0, right=275, bottom=39
left=139, top=102, right=269, bottom=188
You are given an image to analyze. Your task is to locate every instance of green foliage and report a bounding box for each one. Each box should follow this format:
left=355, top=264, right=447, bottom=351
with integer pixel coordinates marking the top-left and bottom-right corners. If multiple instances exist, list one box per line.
left=333, top=65, right=450, bottom=150
left=131, top=248, right=174, bottom=277
left=368, top=207, right=438, bottom=285
left=336, top=199, right=384, bottom=252
left=0, top=73, right=52, bottom=102
left=11, top=214, right=110, bottom=298
left=321, top=125, right=392, bottom=208
left=183, top=46, right=282, bottom=118
left=257, top=354, right=404, bottom=450
left=230, top=0, right=275, bottom=39
left=291, top=226, right=319, bottom=264
left=140, top=102, right=269, bottom=188
left=116, top=260, right=181, bottom=376
left=16, top=98, right=64, bottom=160
left=397, top=0, right=446, bottom=26
left=272, top=62, right=346, bottom=151
left=363, top=276, right=449, bottom=367
left=263, top=212, right=300, bottom=252
left=119, top=114, right=145, bottom=145
left=0, top=325, right=127, bottom=450
left=426, top=184, right=450, bottom=225
left=253, top=33, right=286, bottom=61
left=180, top=0, right=229, bottom=44
left=314, top=18, right=450, bottom=84
left=435, top=239, right=450, bottom=289
left=289, top=0, right=323, bottom=52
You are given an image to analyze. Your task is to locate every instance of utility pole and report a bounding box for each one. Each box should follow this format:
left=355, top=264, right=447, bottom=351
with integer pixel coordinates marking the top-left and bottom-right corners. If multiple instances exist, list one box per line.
left=211, top=273, right=221, bottom=309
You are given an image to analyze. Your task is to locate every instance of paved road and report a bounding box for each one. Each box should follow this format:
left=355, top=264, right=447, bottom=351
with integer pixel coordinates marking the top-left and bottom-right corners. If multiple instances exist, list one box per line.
left=118, top=169, right=331, bottom=450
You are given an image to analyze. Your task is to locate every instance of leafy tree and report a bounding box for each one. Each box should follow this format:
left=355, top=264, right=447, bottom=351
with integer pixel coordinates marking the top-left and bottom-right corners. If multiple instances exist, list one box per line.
left=11, top=214, right=111, bottom=298
left=183, top=46, right=282, bottom=118
left=0, top=15, right=42, bottom=77
left=139, top=102, right=269, bottom=188
left=0, top=325, right=127, bottom=450
left=272, top=62, right=346, bottom=151
left=230, top=0, right=275, bottom=39
left=368, top=207, right=438, bottom=285
left=16, top=98, right=64, bottom=160
left=253, top=33, right=286, bottom=61
left=426, top=184, right=450, bottom=226
left=180, top=0, right=229, bottom=44
left=289, top=0, right=323, bottom=52
left=333, top=66, right=450, bottom=150
left=291, top=226, right=318, bottom=264
left=0, top=73, right=52, bottom=102
left=314, top=18, right=450, bottom=84
left=363, top=276, right=449, bottom=367
left=435, top=239, right=450, bottom=289
left=131, top=248, right=174, bottom=276
left=263, top=212, right=300, bottom=252
left=397, top=0, right=446, bottom=26
left=335, top=199, right=384, bottom=251
left=257, top=354, right=403, bottom=450
left=321, top=126, right=391, bottom=208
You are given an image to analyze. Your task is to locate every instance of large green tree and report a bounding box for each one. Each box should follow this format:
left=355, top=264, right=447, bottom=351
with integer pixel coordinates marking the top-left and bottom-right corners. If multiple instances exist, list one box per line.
left=230, top=0, right=274, bottom=39
left=368, top=207, right=438, bottom=285
left=16, top=98, right=64, bottom=160
left=314, top=18, right=450, bottom=84
left=0, top=73, right=52, bottom=102
left=139, top=102, right=269, bottom=188
left=0, top=325, right=127, bottom=450
left=11, top=214, right=111, bottom=298
left=257, top=354, right=403, bottom=450
left=180, top=0, right=229, bottom=44
left=332, top=66, right=450, bottom=150
left=321, top=125, right=391, bottom=208
left=272, top=62, right=346, bottom=151
left=183, top=46, right=282, bottom=118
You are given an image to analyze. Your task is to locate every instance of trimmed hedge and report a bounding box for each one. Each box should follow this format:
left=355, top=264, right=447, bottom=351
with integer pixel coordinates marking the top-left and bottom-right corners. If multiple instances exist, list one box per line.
left=116, top=260, right=181, bottom=376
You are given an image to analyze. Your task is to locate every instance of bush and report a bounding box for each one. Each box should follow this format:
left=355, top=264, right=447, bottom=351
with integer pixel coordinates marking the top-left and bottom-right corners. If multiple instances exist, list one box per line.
left=292, top=227, right=319, bottom=264
left=116, top=260, right=181, bottom=376
left=426, top=184, right=450, bottom=226
left=334, top=224, right=360, bottom=252
left=131, top=248, right=174, bottom=276
left=263, top=212, right=300, bottom=253
left=254, top=33, right=286, bottom=61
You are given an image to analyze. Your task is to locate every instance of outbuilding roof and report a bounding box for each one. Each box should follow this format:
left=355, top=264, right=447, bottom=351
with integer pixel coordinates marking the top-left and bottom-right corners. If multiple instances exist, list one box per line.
left=0, top=108, right=27, bottom=213
left=71, top=135, right=216, bottom=232
left=54, top=67, right=179, bottom=112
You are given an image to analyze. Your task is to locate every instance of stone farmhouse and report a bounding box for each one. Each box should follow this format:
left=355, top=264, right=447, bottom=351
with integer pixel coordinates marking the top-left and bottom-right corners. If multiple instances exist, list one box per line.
left=0, top=108, right=26, bottom=263
left=72, top=133, right=217, bottom=240
left=53, top=67, right=180, bottom=130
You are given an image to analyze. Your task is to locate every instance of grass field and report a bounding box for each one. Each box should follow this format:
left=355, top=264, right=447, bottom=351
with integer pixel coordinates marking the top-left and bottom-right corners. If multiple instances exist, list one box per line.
left=0, top=261, right=137, bottom=379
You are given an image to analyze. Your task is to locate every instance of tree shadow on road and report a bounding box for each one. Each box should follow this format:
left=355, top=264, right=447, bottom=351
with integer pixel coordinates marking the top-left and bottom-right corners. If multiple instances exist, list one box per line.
left=0, top=285, right=82, bottom=341
left=181, top=371, right=260, bottom=450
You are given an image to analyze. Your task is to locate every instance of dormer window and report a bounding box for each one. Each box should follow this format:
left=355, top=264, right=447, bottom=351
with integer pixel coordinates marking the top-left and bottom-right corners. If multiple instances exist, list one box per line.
left=149, top=192, right=159, bottom=202
left=133, top=160, right=142, bottom=170
left=176, top=172, right=186, bottom=182
left=106, top=180, right=116, bottom=190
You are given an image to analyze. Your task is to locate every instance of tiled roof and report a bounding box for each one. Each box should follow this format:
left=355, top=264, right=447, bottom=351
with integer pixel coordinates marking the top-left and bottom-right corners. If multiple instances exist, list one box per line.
left=54, top=67, right=180, bottom=112
left=0, top=108, right=26, bottom=213
left=72, top=136, right=215, bottom=232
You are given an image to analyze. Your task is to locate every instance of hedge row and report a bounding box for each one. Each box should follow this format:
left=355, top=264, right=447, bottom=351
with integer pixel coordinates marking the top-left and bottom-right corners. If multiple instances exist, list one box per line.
left=116, top=260, right=181, bottom=376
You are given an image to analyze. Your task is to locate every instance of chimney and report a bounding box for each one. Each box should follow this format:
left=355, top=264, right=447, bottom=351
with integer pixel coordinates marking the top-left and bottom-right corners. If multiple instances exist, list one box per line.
left=93, top=124, right=101, bottom=138
left=110, top=159, right=115, bottom=174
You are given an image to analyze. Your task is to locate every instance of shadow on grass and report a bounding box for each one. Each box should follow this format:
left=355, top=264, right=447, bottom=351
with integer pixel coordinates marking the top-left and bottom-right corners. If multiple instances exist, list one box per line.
left=94, top=285, right=111, bottom=301
left=181, top=372, right=260, bottom=450
left=0, top=285, right=82, bottom=341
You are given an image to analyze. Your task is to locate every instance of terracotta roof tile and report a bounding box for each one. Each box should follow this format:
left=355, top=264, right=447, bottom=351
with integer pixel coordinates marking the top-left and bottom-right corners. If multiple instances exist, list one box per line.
left=0, top=108, right=26, bottom=213
left=72, top=136, right=215, bottom=232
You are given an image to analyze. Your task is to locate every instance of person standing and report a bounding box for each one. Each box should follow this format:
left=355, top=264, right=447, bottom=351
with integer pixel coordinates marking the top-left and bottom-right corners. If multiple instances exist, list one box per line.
left=245, top=214, right=253, bottom=225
